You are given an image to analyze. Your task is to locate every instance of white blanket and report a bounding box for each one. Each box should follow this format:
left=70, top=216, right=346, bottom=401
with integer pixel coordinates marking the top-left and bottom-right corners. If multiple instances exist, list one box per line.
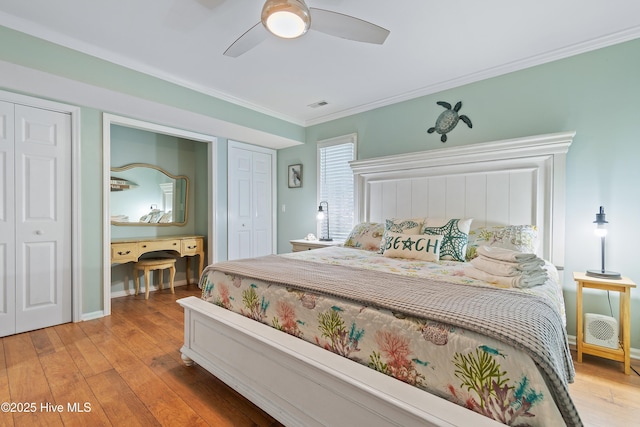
left=477, top=245, right=538, bottom=262
left=471, top=255, right=544, bottom=276
left=464, top=265, right=548, bottom=288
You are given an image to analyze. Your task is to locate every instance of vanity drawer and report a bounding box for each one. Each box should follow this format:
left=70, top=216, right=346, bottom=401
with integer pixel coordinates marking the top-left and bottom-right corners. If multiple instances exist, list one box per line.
left=139, top=239, right=181, bottom=253
left=111, top=243, right=139, bottom=263
left=181, top=238, right=203, bottom=256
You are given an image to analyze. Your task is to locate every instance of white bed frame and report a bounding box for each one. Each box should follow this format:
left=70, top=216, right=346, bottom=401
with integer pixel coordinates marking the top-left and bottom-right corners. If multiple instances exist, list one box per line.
left=179, top=131, right=575, bottom=427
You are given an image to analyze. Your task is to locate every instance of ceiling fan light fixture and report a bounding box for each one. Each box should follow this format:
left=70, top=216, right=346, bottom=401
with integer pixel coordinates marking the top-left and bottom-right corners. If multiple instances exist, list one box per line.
left=261, top=0, right=310, bottom=39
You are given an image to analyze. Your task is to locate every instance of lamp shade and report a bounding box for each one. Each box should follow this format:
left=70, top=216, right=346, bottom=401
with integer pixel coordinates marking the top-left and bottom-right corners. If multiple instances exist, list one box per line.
left=317, top=201, right=332, bottom=241
left=593, top=206, right=608, bottom=237
left=586, top=206, right=621, bottom=279
left=261, top=0, right=311, bottom=39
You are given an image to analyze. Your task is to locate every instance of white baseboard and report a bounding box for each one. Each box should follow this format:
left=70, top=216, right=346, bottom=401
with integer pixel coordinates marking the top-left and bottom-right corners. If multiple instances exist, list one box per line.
left=567, top=334, right=640, bottom=361
left=109, top=279, right=193, bottom=299
left=77, top=279, right=195, bottom=322
left=80, top=310, right=105, bottom=321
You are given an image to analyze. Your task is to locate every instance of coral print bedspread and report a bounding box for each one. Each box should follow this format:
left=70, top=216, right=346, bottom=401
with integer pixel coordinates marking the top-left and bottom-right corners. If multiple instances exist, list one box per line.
left=200, top=247, right=579, bottom=427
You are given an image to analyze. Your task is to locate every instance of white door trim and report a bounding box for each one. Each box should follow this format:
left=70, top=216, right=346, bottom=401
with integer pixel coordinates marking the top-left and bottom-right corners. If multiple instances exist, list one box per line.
left=0, top=89, right=82, bottom=324
left=102, top=113, right=217, bottom=316
left=228, top=140, right=278, bottom=256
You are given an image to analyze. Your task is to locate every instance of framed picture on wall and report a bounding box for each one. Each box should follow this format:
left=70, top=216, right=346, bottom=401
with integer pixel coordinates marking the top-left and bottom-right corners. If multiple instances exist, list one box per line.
left=288, top=164, right=302, bottom=188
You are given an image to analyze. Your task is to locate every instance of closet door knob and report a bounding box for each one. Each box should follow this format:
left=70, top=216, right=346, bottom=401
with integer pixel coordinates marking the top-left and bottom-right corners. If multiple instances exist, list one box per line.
left=36, top=230, right=44, bottom=235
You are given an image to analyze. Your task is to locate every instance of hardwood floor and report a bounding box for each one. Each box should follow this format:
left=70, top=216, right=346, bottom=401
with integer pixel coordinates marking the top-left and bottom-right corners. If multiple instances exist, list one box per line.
left=0, top=285, right=282, bottom=427
left=569, top=352, right=640, bottom=427
left=1, top=284, right=638, bottom=426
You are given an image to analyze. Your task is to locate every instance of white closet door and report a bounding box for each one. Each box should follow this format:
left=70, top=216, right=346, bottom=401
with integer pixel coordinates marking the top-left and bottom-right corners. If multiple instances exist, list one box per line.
left=227, top=143, right=274, bottom=261
left=252, top=151, right=272, bottom=258
left=14, top=104, right=72, bottom=333
left=0, top=101, right=15, bottom=337
left=228, top=146, right=254, bottom=260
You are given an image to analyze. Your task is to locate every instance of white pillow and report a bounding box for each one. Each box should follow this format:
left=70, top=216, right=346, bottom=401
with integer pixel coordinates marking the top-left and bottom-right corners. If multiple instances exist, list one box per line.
left=382, top=232, right=442, bottom=262
left=344, top=222, right=385, bottom=251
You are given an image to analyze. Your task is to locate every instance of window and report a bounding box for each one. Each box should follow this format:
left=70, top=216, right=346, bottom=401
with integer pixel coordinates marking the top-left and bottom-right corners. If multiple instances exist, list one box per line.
left=317, top=134, right=356, bottom=241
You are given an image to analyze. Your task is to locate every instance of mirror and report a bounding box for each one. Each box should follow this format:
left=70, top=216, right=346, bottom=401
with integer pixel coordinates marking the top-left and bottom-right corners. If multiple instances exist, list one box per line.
left=110, top=163, right=189, bottom=226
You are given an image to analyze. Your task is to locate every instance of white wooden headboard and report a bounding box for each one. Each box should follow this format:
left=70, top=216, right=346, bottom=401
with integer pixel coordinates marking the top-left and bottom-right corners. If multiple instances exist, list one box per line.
left=350, top=131, right=574, bottom=267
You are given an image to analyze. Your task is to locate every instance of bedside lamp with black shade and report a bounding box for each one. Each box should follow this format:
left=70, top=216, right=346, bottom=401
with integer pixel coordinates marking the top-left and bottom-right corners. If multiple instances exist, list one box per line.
left=586, top=206, right=621, bottom=280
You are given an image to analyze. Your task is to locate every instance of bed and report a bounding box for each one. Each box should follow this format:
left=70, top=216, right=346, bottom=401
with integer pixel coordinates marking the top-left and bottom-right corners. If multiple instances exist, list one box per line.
left=178, top=131, right=579, bottom=427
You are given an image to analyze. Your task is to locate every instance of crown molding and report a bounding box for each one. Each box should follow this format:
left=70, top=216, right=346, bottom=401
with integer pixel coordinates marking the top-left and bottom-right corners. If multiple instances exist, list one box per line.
left=2, top=11, right=639, bottom=129
left=0, top=12, right=305, bottom=126
left=304, top=26, right=640, bottom=126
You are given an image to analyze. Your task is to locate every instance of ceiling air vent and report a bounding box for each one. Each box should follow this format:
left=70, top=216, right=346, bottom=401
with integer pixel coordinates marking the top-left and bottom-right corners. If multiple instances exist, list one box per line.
left=308, top=100, right=328, bottom=108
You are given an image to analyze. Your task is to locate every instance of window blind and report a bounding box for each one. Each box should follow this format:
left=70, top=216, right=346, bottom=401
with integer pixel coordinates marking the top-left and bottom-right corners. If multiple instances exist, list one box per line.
left=318, top=138, right=355, bottom=241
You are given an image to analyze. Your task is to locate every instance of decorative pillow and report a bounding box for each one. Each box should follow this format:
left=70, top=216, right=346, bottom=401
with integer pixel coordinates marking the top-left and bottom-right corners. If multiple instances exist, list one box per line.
left=344, top=222, right=385, bottom=251
left=420, top=218, right=473, bottom=262
left=382, top=232, right=442, bottom=262
left=379, top=218, right=423, bottom=253
left=466, top=225, right=539, bottom=260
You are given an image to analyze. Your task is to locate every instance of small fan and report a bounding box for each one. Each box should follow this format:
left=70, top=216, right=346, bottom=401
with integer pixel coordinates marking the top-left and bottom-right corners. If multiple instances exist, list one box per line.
left=224, top=0, right=390, bottom=57
left=584, top=313, right=619, bottom=349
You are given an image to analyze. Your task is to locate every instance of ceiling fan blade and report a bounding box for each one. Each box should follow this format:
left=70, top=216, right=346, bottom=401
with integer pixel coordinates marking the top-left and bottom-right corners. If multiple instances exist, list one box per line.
left=309, top=8, right=389, bottom=44
left=224, top=22, right=269, bottom=57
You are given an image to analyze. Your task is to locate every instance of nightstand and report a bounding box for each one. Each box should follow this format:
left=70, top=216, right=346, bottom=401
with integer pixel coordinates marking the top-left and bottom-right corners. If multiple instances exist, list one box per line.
left=573, top=272, right=636, bottom=374
left=290, top=239, right=343, bottom=252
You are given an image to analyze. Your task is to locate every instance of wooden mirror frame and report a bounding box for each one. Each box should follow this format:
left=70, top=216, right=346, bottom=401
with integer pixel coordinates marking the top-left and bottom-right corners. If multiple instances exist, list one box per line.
left=110, top=163, right=189, bottom=226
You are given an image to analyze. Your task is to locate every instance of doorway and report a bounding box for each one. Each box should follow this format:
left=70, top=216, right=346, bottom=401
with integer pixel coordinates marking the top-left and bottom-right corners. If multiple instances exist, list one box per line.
left=102, top=114, right=217, bottom=316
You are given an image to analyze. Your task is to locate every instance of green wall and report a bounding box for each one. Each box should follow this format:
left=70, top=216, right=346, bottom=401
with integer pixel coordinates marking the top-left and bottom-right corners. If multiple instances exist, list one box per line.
left=278, top=38, right=640, bottom=349
left=79, top=108, right=104, bottom=315
left=0, top=25, right=303, bottom=141
left=110, top=125, right=208, bottom=239
left=1, top=23, right=639, bottom=351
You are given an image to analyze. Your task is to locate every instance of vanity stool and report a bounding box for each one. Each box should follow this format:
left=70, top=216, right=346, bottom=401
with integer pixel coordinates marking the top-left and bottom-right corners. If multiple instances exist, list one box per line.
left=133, top=258, right=176, bottom=299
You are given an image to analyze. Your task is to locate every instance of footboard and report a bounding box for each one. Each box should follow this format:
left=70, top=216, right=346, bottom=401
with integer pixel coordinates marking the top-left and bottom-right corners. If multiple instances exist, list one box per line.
left=178, top=296, right=502, bottom=427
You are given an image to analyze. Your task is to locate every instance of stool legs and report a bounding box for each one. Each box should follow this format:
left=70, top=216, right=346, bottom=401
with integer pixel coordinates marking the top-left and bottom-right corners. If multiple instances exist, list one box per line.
left=132, top=260, right=177, bottom=299
left=158, top=268, right=164, bottom=291
left=134, top=270, right=140, bottom=296
left=145, top=267, right=152, bottom=300
left=169, top=264, right=175, bottom=294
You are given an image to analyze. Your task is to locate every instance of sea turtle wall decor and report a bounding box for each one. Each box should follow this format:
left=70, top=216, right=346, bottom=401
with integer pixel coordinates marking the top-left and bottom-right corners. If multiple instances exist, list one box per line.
left=427, top=101, right=472, bottom=142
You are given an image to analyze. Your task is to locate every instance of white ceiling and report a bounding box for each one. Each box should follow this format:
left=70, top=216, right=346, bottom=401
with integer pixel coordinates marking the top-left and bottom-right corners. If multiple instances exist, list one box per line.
left=1, top=0, right=640, bottom=126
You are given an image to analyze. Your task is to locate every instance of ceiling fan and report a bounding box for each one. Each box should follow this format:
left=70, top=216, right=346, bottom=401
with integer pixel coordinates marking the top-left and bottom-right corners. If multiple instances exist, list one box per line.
left=224, top=0, right=390, bottom=57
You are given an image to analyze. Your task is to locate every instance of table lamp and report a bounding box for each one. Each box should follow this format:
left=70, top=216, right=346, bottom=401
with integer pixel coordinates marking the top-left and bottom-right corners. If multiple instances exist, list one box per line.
left=316, top=201, right=332, bottom=241
left=586, top=206, right=621, bottom=279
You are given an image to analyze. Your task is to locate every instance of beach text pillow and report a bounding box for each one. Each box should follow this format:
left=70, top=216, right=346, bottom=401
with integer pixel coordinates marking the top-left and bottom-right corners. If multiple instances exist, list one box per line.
left=382, top=232, right=442, bottom=262
left=379, top=218, right=423, bottom=253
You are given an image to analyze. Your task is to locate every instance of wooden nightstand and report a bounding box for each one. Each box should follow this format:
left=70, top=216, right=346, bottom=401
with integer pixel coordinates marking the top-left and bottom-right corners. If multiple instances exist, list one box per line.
left=290, top=239, right=343, bottom=252
left=573, top=272, right=636, bottom=374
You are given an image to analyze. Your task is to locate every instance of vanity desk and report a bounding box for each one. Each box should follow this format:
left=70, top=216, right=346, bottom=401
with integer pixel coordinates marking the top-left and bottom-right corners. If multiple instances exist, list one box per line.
left=111, top=235, right=205, bottom=284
